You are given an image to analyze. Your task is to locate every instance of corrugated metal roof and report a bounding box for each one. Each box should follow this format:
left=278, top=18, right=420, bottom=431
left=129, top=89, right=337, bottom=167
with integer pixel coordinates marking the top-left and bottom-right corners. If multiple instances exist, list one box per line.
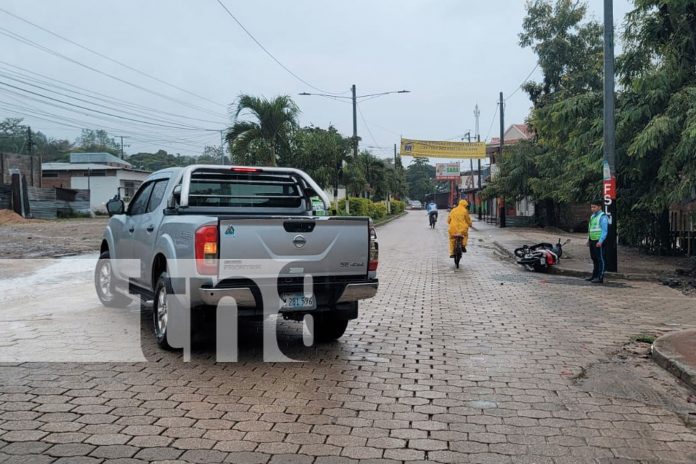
left=42, top=163, right=150, bottom=173
left=43, top=163, right=120, bottom=171
left=70, top=152, right=132, bottom=167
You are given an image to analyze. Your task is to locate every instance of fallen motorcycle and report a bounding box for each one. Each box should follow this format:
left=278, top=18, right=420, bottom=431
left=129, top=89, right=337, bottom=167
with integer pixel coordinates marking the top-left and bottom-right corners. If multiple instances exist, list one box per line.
left=514, top=238, right=570, bottom=272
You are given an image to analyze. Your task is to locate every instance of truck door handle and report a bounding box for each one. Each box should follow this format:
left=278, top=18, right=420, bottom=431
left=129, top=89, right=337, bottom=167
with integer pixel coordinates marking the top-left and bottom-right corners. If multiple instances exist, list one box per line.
left=128, top=227, right=135, bottom=233
left=146, top=225, right=154, bottom=232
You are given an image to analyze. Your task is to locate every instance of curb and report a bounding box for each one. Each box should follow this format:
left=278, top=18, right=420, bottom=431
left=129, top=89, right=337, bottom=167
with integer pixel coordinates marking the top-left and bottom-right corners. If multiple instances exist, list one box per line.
left=490, top=240, right=663, bottom=282
left=374, top=212, right=407, bottom=228
left=652, top=329, right=696, bottom=392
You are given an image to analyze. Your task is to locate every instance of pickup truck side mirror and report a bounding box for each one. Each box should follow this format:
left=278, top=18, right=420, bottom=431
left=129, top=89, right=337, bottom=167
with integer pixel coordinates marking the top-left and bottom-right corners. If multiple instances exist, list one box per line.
left=106, top=198, right=125, bottom=217
left=167, top=185, right=182, bottom=209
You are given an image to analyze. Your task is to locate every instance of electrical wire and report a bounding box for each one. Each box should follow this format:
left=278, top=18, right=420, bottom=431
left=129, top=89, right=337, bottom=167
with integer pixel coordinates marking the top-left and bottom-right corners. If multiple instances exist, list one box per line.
left=0, top=7, right=226, bottom=110
left=0, top=73, right=218, bottom=131
left=0, top=100, right=216, bottom=153
left=356, top=103, right=380, bottom=148
left=0, top=80, right=220, bottom=131
left=505, top=63, right=539, bottom=102
left=215, top=0, right=346, bottom=96
left=0, top=27, right=225, bottom=119
left=0, top=61, right=227, bottom=125
left=0, top=91, right=220, bottom=149
left=484, top=103, right=499, bottom=142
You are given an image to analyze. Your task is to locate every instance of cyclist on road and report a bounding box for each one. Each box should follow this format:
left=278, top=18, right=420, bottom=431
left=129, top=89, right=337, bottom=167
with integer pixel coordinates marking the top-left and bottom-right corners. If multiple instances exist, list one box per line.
left=447, top=199, right=474, bottom=257
left=426, top=201, right=438, bottom=225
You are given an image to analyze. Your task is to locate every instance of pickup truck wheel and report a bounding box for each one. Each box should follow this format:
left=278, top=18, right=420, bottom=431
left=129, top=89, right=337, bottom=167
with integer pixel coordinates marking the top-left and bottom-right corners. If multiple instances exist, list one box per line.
left=153, top=272, right=175, bottom=350
left=95, top=251, right=131, bottom=308
left=312, top=314, right=349, bottom=342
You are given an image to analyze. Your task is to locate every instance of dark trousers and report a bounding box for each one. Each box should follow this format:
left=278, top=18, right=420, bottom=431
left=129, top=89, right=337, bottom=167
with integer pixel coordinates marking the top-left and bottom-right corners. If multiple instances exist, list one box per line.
left=589, top=240, right=605, bottom=280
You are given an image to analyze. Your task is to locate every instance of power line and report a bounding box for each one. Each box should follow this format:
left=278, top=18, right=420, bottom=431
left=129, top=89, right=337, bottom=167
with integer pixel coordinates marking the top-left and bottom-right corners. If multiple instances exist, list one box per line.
left=215, top=0, right=345, bottom=96
left=484, top=103, right=499, bottom=142
left=356, top=103, right=380, bottom=148
left=505, top=63, right=539, bottom=102
left=0, top=94, right=220, bottom=147
left=0, top=100, right=217, bottom=152
left=0, top=61, right=226, bottom=125
left=0, top=72, right=218, bottom=131
left=0, top=27, right=225, bottom=119
left=0, top=7, right=226, bottom=110
left=0, top=80, right=219, bottom=131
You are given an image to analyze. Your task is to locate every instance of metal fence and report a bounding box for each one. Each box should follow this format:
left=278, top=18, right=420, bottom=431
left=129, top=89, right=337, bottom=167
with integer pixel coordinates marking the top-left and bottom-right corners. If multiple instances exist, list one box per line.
left=0, top=182, right=90, bottom=219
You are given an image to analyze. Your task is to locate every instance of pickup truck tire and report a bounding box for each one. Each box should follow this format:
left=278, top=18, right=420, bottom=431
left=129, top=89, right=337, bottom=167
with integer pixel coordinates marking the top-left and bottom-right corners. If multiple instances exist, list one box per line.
left=312, top=314, right=349, bottom=342
left=95, top=251, right=132, bottom=308
left=153, top=272, right=175, bottom=350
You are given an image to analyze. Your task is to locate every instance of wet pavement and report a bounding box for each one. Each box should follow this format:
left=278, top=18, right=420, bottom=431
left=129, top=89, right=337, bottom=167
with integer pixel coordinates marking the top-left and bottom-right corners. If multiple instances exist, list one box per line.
left=0, top=211, right=695, bottom=463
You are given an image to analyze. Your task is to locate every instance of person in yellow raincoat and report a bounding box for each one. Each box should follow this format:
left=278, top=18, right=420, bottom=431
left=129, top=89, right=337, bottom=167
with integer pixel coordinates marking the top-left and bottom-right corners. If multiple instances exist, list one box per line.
left=447, top=199, right=475, bottom=257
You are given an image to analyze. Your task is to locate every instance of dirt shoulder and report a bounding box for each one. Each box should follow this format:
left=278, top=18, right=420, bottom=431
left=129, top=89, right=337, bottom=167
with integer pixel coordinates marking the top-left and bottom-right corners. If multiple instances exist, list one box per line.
left=0, top=212, right=107, bottom=258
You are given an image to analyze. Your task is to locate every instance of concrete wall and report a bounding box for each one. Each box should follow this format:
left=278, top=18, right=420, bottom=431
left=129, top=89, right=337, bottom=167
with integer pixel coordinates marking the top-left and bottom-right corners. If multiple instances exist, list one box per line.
left=71, top=176, right=120, bottom=212
left=515, top=197, right=536, bottom=217
left=1, top=152, right=41, bottom=187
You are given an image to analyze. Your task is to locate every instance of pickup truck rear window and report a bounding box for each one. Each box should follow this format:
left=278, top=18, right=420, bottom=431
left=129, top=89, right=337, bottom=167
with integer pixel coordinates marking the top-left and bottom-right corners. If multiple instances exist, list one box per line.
left=188, top=172, right=303, bottom=208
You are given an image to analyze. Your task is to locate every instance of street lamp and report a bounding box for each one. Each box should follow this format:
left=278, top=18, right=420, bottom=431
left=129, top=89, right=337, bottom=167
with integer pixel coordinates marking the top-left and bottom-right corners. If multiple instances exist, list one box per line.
left=298, top=84, right=410, bottom=159
left=299, top=85, right=409, bottom=213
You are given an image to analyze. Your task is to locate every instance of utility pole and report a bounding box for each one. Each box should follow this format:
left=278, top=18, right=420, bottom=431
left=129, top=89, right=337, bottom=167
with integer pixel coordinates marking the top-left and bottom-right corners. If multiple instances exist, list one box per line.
left=220, top=130, right=226, bottom=165
left=27, top=126, right=33, bottom=186
left=474, top=105, right=482, bottom=220
left=352, top=84, right=358, bottom=158
left=464, top=132, right=475, bottom=206
left=603, top=0, right=618, bottom=272
left=499, top=92, right=506, bottom=228
left=118, top=136, right=130, bottom=160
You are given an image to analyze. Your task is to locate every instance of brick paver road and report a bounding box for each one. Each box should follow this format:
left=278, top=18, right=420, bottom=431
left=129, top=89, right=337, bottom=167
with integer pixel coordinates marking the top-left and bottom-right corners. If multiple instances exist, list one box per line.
left=1, top=211, right=695, bottom=463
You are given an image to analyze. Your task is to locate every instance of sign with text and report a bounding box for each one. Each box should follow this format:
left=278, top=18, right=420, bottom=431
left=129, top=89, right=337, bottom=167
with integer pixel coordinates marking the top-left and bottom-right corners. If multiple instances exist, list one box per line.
left=401, top=138, right=486, bottom=159
left=436, top=162, right=460, bottom=180
left=603, top=177, right=616, bottom=201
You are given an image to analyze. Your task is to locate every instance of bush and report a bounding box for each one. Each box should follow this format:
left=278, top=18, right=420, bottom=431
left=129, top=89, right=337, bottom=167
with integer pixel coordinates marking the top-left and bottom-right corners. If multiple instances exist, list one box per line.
left=334, top=197, right=404, bottom=220
left=370, top=202, right=387, bottom=220
left=390, top=200, right=405, bottom=214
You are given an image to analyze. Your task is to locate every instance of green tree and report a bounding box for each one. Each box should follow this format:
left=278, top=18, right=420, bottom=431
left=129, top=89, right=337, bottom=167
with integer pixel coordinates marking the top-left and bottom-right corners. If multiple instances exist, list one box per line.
left=127, top=150, right=194, bottom=171
left=484, top=0, right=605, bottom=223
left=198, top=145, right=229, bottom=164
left=284, top=126, right=350, bottom=191
left=74, top=129, right=120, bottom=155
left=0, top=117, right=29, bottom=153
left=225, top=95, right=299, bottom=167
left=519, top=0, right=603, bottom=106
left=405, top=158, right=435, bottom=202
left=614, top=0, right=696, bottom=251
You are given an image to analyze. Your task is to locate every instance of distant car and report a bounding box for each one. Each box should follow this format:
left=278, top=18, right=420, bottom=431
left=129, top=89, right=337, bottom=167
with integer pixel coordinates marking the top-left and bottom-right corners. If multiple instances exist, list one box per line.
left=408, top=200, right=423, bottom=210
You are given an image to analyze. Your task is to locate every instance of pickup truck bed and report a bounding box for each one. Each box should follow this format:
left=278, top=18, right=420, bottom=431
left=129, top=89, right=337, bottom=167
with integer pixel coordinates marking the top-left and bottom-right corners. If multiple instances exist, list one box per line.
left=96, top=165, right=379, bottom=350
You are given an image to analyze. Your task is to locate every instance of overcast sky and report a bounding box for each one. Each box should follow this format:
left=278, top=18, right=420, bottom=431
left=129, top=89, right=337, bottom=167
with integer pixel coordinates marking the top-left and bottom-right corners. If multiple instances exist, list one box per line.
left=1, top=0, right=633, bottom=163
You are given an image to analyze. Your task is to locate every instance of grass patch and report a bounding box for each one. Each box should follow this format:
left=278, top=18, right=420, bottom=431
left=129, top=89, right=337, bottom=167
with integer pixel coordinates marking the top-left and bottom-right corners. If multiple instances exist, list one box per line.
left=631, top=333, right=657, bottom=344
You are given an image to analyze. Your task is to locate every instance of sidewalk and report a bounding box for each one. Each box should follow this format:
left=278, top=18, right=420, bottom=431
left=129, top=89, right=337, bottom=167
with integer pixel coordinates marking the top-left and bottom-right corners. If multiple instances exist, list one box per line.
left=475, top=218, right=694, bottom=281
left=473, top=217, right=696, bottom=392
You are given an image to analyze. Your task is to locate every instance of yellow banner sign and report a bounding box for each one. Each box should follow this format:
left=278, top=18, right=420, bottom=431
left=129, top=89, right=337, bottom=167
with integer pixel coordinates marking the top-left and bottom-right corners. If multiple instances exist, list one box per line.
left=400, top=138, right=487, bottom=159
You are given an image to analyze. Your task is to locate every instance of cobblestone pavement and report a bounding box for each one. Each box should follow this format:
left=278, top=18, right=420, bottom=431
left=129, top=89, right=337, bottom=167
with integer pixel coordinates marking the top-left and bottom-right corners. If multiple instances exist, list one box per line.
left=1, top=211, right=695, bottom=463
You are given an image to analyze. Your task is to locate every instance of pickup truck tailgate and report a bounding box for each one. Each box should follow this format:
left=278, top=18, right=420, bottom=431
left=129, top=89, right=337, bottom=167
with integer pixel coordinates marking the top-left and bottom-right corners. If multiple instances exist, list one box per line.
left=218, top=217, right=369, bottom=278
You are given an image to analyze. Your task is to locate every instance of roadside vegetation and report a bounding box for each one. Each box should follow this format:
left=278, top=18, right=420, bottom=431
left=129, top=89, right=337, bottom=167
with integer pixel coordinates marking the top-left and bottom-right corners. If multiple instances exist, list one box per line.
left=483, top=0, right=696, bottom=253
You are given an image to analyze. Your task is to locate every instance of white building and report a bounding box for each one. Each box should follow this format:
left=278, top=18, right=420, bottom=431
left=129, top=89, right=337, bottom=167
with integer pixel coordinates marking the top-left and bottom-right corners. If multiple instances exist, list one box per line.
left=42, top=153, right=150, bottom=212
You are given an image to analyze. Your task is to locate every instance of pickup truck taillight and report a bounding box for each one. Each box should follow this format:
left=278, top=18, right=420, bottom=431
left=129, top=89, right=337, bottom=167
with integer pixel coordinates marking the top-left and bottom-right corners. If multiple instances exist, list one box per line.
left=195, top=224, right=218, bottom=275
left=368, top=224, right=378, bottom=271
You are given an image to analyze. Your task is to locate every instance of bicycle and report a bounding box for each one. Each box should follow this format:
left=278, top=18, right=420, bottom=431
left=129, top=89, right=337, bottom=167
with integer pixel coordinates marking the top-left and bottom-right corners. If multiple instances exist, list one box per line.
left=428, top=211, right=438, bottom=229
left=452, top=234, right=464, bottom=268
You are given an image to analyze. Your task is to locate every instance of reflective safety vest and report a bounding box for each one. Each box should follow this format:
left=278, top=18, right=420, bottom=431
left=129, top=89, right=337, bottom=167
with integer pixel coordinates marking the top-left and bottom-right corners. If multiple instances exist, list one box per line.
left=589, top=212, right=606, bottom=240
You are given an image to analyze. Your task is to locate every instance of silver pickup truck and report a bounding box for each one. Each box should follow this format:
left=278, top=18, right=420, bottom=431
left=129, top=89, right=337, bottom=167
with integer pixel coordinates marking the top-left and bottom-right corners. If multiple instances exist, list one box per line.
left=95, top=165, right=378, bottom=349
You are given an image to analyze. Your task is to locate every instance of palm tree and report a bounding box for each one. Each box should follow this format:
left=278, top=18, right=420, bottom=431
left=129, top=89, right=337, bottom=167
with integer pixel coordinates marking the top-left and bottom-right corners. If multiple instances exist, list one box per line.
left=225, top=95, right=299, bottom=167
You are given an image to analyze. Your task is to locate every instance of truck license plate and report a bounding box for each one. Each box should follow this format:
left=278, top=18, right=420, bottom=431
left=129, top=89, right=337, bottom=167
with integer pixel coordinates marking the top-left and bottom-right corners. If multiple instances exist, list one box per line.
left=281, top=293, right=316, bottom=310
